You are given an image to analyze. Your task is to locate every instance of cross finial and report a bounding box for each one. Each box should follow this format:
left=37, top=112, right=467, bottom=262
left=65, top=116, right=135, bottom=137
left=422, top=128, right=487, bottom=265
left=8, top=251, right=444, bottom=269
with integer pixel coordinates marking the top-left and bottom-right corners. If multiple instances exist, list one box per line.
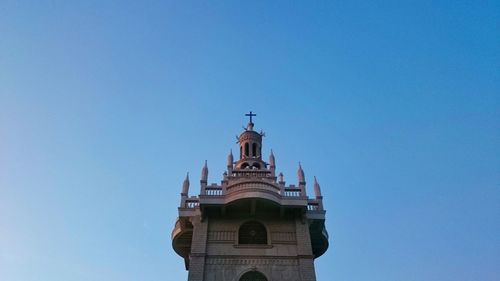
left=245, top=111, right=257, bottom=123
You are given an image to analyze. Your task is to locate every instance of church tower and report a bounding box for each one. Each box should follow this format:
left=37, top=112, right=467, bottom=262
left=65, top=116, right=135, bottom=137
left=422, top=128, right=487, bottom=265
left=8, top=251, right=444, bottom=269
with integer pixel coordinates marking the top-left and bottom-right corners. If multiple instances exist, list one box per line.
left=172, top=113, right=329, bottom=281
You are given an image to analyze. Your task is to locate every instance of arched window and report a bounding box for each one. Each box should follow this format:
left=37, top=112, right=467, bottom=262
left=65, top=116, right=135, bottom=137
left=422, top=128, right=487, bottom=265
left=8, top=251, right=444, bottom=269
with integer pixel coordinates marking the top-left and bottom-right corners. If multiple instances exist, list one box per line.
left=240, top=271, right=267, bottom=281
left=244, top=143, right=249, bottom=157
left=239, top=221, right=267, bottom=244
left=252, top=143, right=257, bottom=157
left=240, top=146, right=243, bottom=159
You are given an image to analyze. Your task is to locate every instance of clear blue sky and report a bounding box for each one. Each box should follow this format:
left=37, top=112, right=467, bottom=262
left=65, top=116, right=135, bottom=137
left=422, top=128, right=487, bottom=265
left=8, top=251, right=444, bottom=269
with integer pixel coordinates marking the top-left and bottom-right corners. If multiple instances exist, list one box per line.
left=1, top=1, right=499, bottom=280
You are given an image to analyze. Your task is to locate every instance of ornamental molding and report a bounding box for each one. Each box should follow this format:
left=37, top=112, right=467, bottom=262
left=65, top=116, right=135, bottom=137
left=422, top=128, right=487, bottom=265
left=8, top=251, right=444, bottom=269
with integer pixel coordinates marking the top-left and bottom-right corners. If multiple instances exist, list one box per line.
left=206, top=256, right=299, bottom=266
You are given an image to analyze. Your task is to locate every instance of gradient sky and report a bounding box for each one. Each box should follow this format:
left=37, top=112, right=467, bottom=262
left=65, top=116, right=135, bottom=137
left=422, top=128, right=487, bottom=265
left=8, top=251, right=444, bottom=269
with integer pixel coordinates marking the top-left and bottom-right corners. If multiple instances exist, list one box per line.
left=1, top=1, right=499, bottom=281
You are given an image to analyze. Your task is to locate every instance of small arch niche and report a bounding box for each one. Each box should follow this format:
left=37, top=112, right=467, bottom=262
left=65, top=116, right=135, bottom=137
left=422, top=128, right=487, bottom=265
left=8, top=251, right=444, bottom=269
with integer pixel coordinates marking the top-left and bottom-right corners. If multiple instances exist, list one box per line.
left=240, top=271, right=268, bottom=281
left=238, top=221, right=267, bottom=245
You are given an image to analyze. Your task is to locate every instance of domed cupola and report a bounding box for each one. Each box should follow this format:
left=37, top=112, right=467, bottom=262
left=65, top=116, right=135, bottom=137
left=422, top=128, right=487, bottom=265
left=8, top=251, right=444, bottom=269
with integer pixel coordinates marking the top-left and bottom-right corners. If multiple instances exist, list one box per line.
left=235, top=111, right=267, bottom=170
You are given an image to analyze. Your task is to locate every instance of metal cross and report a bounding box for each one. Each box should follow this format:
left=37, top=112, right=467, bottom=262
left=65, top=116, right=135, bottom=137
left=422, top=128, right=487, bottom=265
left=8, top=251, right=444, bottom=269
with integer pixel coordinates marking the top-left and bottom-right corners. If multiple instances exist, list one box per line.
left=245, top=111, right=257, bottom=123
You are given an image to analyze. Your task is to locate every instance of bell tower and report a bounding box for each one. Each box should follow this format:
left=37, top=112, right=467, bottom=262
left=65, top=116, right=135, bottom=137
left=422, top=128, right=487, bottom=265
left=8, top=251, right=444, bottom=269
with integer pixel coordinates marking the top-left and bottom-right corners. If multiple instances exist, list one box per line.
left=236, top=112, right=266, bottom=170
left=172, top=113, right=329, bottom=281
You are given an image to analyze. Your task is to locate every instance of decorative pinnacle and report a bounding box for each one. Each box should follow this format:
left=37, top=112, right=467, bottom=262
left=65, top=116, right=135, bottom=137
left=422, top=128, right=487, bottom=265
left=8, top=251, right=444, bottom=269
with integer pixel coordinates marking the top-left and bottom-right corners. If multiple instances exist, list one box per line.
left=298, top=162, right=305, bottom=183
left=227, top=149, right=234, bottom=167
left=182, top=172, right=190, bottom=195
left=269, top=149, right=275, bottom=167
left=314, top=176, right=322, bottom=197
left=201, top=160, right=208, bottom=181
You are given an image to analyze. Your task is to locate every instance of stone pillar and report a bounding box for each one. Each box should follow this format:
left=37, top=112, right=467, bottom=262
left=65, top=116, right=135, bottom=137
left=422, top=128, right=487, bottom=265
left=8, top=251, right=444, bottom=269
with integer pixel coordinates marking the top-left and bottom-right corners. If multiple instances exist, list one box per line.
left=300, top=182, right=307, bottom=197
left=188, top=215, right=208, bottom=281
left=298, top=258, right=317, bottom=281
left=295, top=217, right=316, bottom=281
left=278, top=173, right=285, bottom=196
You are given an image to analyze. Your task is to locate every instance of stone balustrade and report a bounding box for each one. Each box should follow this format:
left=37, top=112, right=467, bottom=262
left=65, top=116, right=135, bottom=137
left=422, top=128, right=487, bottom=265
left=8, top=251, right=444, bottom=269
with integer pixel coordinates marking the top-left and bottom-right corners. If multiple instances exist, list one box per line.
left=182, top=183, right=324, bottom=212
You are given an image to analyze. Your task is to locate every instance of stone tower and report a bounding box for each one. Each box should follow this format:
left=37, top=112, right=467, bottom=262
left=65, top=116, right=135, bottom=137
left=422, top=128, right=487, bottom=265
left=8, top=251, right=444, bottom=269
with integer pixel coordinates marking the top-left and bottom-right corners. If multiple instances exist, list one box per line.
left=172, top=113, right=329, bottom=281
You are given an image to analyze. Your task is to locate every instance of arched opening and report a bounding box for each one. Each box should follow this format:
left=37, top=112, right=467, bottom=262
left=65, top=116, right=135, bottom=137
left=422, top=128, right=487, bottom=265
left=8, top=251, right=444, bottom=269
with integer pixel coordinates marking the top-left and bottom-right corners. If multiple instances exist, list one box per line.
left=238, top=221, right=267, bottom=244
left=240, top=146, right=242, bottom=159
left=244, top=143, right=249, bottom=157
left=252, top=143, right=257, bottom=157
left=252, top=163, right=261, bottom=169
left=241, top=163, right=250, bottom=169
left=239, top=271, right=267, bottom=281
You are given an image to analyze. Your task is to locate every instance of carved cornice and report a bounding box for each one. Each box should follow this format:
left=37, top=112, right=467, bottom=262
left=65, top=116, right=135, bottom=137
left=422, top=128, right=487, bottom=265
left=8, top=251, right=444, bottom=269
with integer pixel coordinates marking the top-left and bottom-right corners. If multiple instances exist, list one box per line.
left=205, top=256, right=300, bottom=266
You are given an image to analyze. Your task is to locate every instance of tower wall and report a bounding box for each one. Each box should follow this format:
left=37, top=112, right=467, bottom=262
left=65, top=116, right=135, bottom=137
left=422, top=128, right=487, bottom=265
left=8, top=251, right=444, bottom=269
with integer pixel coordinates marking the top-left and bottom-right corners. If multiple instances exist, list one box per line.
left=188, top=216, right=208, bottom=281
left=198, top=216, right=316, bottom=281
